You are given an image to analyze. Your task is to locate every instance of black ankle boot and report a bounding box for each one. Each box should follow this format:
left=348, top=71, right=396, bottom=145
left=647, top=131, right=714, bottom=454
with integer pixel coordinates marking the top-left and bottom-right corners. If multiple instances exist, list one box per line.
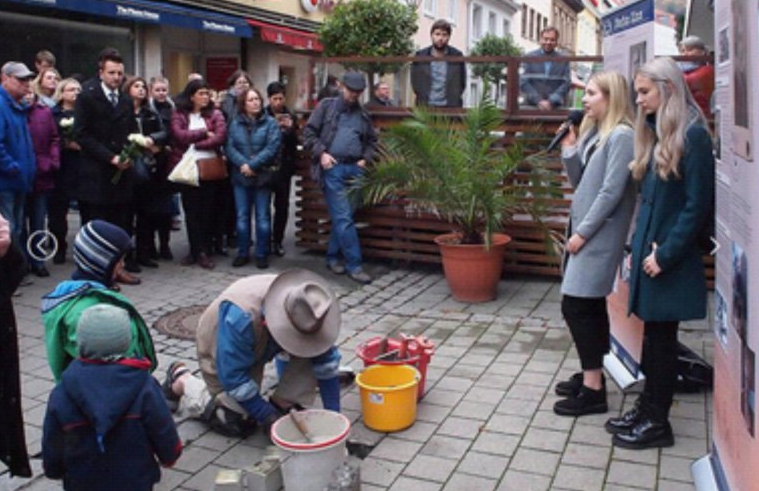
left=612, top=417, right=674, bottom=449
left=605, top=397, right=646, bottom=434
left=553, top=384, right=608, bottom=416
left=555, top=372, right=583, bottom=397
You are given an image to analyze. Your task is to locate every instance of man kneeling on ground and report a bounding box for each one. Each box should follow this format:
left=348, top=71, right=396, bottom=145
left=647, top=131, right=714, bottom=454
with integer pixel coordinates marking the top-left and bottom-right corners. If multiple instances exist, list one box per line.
left=163, top=268, right=342, bottom=437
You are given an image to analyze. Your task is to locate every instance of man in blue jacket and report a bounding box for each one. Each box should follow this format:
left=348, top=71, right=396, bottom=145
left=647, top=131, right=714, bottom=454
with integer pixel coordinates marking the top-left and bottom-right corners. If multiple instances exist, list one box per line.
left=519, top=26, right=571, bottom=110
left=0, top=62, right=36, bottom=243
left=163, top=268, right=343, bottom=438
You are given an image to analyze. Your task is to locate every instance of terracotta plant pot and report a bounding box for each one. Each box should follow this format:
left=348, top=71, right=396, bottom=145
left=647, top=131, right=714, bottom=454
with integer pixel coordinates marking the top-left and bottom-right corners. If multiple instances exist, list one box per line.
left=434, top=233, right=511, bottom=303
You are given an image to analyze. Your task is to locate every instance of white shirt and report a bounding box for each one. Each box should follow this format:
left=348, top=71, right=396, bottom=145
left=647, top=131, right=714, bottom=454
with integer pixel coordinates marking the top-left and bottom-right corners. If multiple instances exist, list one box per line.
left=189, top=113, right=216, bottom=159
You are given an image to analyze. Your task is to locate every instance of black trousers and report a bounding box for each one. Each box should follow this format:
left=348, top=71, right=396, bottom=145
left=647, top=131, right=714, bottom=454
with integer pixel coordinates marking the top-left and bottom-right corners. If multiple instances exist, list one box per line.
left=561, top=295, right=610, bottom=370
left=272, top=174, right=293, bottom=244
left=78, top=201, right=133, bottom=235
left=640, top=321, right=679, bottom=420
left=47, top=195, right=69, bottom=256
left=181, top=181, right=221, bottom=258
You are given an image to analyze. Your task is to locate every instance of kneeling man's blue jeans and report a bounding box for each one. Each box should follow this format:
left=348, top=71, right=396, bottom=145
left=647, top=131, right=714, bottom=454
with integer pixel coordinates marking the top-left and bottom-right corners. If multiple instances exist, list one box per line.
left=233, top=185, right=271, bottom=259
left=322, top=162, right=363, bottom=272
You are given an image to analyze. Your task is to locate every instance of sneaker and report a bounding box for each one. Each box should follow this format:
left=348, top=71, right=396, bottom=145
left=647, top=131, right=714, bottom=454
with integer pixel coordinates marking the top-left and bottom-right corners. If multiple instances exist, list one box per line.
left=32, top=265, right=50, bottom=277
left=256, top=256, right=269, bottom=269
left=348, top=268, right=372, bottom=285
left=197, top=253, right=215, bottom=270
left=553, top=385, right=608, bottom=417
left=137, top=256, right=159, bottom=268
left=272, top=242, right=285, bottom=256
left=162, top=361, right=190, bottom=413
left=326, top=261, right=346, bottom=275
left=160, top=246, right=173, bottom=261
left=171, top=218, right=182, bottom=231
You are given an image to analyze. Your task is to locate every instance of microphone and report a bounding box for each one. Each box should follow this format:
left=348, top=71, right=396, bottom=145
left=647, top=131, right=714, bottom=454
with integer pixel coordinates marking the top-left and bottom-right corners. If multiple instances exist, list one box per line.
left=547, top=110, right=585, bottom=152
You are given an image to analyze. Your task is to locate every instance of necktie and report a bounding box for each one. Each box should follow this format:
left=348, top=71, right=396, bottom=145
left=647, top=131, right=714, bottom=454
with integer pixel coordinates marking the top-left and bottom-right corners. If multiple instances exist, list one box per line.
left=109, top=91, right=118, bottom=107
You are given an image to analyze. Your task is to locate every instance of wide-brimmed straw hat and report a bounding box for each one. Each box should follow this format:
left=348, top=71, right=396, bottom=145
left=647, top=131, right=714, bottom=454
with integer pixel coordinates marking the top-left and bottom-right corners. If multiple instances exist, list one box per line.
left=263, top=269, right=341, bottom=358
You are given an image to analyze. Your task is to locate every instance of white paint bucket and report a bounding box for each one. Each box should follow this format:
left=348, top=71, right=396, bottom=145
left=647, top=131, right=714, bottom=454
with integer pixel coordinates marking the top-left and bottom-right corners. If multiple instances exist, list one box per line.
left=270, top=409, right=351, bottom=491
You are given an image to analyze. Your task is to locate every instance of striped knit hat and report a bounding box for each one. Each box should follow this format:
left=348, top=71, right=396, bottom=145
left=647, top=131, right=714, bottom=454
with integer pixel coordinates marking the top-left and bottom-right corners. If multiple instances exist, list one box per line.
left=73, top=220, right=132, bottom=285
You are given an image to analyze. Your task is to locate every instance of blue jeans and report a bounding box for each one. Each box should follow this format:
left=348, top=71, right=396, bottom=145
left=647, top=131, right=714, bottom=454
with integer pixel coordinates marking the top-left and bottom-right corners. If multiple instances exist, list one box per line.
left=233, top=184, right=271, bottom=259
left=322, top=162, right=363, bottom=272
left=24, top=192, right=49, bottom=268
left=0, top=190, right=25, bottom=246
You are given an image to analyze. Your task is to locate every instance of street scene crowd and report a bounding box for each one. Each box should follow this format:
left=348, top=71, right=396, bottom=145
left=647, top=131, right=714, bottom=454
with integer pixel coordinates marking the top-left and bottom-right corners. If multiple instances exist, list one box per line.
left=1, top=18, right=715, bottom=491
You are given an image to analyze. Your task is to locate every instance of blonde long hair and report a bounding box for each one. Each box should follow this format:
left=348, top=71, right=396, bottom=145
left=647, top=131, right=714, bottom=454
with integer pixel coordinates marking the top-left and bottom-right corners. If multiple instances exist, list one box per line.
left=577, top=70, right=634, bottom=147
left=32, top=67, right=61, bottom=98
left=629, top=57, right=707, bottom=181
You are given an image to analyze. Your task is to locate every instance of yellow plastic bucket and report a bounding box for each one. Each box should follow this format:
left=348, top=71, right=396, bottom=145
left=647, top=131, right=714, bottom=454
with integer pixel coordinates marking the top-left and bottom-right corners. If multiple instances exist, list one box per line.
left=356, top=364, right=420, bottom=432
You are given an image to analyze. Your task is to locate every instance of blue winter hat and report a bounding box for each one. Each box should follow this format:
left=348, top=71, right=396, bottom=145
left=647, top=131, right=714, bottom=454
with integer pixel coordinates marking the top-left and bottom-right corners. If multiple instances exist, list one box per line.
left=77, top=304, right=132, bottom=360
left=73, top=220, right=132, bottom=285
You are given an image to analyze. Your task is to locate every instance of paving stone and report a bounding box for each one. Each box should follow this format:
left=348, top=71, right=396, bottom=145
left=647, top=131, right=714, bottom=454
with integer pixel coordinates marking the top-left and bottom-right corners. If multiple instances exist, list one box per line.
left=606, top=460, right=658, bottom=489
left=660, top=435, right=708, bottom=459
left=457, top=451, right=509, bottom=479
left=531, top=411, right=574, bottom=432
left=361, top=457, right=407, bottom=487
left=437, top=416, right=486, bottom=438
left=560, top=442, right=611, bottom=469
left=552, top=463, right=605, bottom=491
left=484, top=413, right=531, bottom=436
left=463, top=386, right=506, bottom=405
left=659, top=454, right=696, bottom=483
left=416, top=403, right=452, bottom=424
left=463, top=429, right=518, bottom=457
left=388, top=476, right=443, bottom=491
left=179, top=463, right=230, bottom=491
left=496, top=469, right=552, bottom=491
left=521, top=428, right=569, bottom=453
left=402, top=454, right=457, bottom=482
left=393, top=420, right=438, bottom=443
left=657, top=479, right=698, bottom=491
left=451, top=400, right=497, bottom=421
left=509, top=447, right=561, bottom=476
left=154, top=468, right=192, bottom=491
left=420, top=434, right=471, bottom=460
left=569, top=423, right=613, bottom=448
left=370, top=437, right=424, bottom=463
left=442, top=473, right=498, bottom=491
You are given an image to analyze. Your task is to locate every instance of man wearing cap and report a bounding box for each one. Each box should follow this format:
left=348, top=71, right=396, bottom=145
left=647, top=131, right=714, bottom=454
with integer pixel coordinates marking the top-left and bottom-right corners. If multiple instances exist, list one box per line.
left=678, top=35, right=714, bottom=118
left=41, top=219, right=157, bottom=382
left=43, top=304, right=181, bottom=491
left=303, top=72, right=377, bottom=285
left=162, top=269, right=342, bottom=437
left=0, top=61, right=36, bottom=243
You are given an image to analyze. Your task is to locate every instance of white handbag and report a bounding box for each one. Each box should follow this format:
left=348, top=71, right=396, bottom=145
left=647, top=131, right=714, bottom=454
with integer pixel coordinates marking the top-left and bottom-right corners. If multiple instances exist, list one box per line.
left=168, top=145, right=200, bottom=187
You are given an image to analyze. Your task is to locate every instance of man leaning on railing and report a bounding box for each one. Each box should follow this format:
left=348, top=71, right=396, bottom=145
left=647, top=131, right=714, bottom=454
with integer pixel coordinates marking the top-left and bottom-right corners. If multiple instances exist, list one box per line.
left=519, top=26, right=571, bottom=110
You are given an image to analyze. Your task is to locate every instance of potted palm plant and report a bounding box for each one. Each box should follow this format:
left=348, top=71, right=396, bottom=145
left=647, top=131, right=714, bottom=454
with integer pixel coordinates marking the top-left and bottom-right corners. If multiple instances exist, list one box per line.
left=358, top=92, right=559, bottom=302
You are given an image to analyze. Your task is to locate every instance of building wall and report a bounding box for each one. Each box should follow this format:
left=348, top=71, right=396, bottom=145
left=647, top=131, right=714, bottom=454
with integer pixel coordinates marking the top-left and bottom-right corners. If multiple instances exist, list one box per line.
left=223, top=0, right=331, bottom=23
left=414, top=0, right=469, bottom=52
left=575, top=8, right=600, bottom=55
left=512, top=0, right=554, bottom=52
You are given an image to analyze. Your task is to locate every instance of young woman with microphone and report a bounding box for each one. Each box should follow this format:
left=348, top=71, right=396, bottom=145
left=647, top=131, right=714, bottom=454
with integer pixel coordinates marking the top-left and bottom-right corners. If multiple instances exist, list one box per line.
left=553, top=71, right=637, bottom=417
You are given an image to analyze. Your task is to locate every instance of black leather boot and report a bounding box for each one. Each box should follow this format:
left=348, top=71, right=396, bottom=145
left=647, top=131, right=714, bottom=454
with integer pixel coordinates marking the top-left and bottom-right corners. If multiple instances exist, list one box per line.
left=555, top=372, right=583, bottom=397
left=612, top=405, right=674, bottom=449
left=605, top=397, right=646, bottom=434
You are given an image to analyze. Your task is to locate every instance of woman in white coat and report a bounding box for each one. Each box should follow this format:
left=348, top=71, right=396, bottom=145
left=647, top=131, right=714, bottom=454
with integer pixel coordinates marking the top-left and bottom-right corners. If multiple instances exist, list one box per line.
left=553, top=71, right=637, bottom=416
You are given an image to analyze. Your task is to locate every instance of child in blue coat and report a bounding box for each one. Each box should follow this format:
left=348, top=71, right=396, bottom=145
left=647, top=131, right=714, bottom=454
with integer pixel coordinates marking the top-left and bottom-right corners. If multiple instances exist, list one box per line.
left=42, top=304, right=182, bottom=491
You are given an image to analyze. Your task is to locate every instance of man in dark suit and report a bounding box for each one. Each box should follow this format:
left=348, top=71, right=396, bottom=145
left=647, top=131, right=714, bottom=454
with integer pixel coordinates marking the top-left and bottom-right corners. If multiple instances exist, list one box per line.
left=74, top=47, right=140, bottom=284
left=520, top=26, right=571, bottom=110
left=410, top=19, right=467, bottom=108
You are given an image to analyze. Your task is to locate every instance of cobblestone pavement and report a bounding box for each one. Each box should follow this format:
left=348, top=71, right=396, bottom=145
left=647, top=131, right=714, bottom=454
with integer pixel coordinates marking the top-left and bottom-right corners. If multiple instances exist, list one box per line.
left=1, top=219, right=713, bottom=491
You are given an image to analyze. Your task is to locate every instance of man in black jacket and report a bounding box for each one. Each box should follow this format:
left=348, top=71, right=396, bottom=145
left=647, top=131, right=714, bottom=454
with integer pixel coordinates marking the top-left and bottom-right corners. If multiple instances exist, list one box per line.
left=303, top=72, right=377, bottom=284
left=74, top=47, right=140, bottom=284
left=410, top=19, right=467, bottom=108
left=265, top=81, right=299, bottom=257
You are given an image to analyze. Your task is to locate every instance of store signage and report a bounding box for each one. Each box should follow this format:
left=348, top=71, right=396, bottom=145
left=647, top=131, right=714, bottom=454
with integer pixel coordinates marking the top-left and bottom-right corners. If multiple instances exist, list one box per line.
left=202, top=20, right=236, bottom=34
left=116, top=5, right=160, bottom=22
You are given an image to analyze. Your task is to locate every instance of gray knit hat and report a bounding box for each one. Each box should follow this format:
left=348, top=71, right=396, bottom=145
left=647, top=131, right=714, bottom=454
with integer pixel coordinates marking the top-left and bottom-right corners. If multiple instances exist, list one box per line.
left=77, top=304, right=132, bottom=360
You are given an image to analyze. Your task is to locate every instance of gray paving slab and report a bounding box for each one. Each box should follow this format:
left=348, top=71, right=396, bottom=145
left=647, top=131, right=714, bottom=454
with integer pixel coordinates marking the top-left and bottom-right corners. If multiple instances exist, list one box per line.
left=0, top=211, right=715, bottom=491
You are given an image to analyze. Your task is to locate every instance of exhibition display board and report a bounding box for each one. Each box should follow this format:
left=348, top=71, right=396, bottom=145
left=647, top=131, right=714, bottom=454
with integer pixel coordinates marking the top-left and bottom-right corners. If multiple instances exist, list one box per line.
left=693, top=0, right=758, bottom=489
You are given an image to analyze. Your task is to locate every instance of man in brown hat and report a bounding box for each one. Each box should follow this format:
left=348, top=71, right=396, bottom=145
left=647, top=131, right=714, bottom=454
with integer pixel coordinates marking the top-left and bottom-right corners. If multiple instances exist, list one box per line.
left=162, top=268, right=342, bottom=437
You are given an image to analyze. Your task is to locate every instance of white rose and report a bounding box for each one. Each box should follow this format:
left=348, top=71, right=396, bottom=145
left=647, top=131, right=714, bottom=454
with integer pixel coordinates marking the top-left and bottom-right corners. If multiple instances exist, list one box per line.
left=60, top=117, right=74, bottom=128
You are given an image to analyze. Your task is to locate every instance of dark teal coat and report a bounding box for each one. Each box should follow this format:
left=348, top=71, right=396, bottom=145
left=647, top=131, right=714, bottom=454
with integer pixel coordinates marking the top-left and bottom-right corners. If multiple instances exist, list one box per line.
left=628, top=122, right=714, bottom=322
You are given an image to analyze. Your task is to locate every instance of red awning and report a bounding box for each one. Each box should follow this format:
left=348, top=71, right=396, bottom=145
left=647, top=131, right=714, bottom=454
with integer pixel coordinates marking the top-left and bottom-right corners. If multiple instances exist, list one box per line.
left=247, top=19, right=323, bottom=52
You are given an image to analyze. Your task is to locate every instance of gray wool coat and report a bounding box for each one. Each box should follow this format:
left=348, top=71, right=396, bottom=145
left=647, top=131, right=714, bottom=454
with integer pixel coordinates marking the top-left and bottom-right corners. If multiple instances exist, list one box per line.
left=560, top=125, right=636, bottom=298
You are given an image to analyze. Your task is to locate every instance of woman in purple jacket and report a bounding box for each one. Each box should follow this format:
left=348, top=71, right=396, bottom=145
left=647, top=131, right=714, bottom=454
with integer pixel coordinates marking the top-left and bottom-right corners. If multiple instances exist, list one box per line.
left=169, top=80, right=227, bottom=269
left=25, top=92, right=60, bottom=276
